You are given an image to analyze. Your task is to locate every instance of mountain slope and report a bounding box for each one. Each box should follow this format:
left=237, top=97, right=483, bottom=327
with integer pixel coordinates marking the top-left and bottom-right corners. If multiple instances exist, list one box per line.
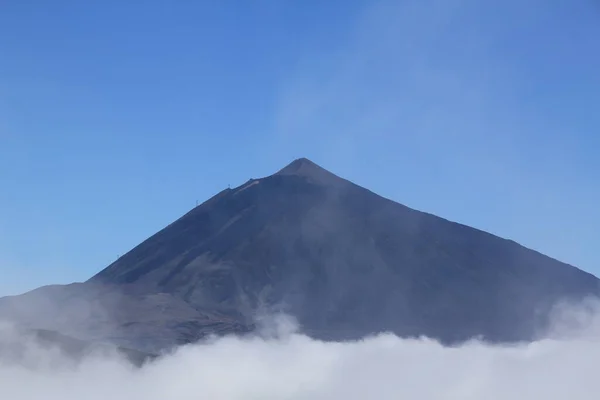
left=83, top=157, right=600, bottom=344
left=0, top=282, right=252, bottom=353
left=0, top=326, right=155, bottom=367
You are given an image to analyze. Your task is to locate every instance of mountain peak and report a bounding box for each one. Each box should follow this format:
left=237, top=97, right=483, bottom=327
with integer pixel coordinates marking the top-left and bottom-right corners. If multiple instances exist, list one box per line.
left=275, top=158, right=345, bottom=186
left=276, top=157, right=321, bottom=174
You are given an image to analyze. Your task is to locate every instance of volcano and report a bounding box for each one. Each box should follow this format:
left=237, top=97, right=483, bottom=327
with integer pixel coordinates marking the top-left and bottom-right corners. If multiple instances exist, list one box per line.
left=1, top=158, right=598, bottom=352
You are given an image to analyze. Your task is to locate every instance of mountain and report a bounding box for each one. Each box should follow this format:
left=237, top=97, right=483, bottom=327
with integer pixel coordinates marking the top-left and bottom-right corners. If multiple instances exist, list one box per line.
left=1, top=158, right=598, bottom=352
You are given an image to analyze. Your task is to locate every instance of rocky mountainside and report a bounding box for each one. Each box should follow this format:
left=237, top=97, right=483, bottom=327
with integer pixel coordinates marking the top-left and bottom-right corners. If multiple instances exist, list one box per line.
left=1, top=158, right=598, bottom=352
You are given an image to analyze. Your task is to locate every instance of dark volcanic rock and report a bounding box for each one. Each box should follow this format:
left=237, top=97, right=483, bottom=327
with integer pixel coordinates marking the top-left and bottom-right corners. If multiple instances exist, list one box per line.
left=1, top=158, right=599, bottom=350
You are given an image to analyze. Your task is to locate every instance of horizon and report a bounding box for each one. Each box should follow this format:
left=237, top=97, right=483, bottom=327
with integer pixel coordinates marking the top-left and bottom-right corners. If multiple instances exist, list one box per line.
left=1, top=0, right=599, bottom=296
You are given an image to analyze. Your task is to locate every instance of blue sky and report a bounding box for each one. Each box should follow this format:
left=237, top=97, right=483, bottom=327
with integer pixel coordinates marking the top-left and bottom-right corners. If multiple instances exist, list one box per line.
left=0, top=0, right=598, bottom=295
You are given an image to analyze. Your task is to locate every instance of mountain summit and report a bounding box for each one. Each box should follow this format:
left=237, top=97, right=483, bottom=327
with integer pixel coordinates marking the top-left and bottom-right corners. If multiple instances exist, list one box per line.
left=275, top=157, right=347, bottom=185
left=276, top=157, right=323, bottom=175
left=1, top=158, right=599, bottom=351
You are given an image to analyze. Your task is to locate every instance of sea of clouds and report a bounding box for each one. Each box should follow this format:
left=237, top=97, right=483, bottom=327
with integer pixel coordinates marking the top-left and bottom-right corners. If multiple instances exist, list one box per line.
left=1, top=300, right=600, bottom=400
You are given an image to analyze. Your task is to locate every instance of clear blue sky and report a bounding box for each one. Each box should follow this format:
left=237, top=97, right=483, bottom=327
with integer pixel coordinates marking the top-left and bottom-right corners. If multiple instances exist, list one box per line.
left=1, top=0, right=598, bottom=296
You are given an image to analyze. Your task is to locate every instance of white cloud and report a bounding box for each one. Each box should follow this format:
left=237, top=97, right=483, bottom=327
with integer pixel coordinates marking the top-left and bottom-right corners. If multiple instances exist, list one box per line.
left=2, top=303, right=600, bottom=400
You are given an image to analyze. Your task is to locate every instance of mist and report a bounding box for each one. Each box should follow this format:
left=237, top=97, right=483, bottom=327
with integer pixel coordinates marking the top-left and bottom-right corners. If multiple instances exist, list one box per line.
left=1, top=303, right=598, bottom=400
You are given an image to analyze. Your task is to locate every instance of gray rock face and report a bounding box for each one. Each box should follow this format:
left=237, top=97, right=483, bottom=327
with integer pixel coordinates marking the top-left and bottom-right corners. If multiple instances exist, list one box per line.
left=1, top=158, right=599, bottom=351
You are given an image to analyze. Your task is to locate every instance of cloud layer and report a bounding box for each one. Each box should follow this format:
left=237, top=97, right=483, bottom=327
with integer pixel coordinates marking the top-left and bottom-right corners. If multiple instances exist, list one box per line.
left=1, top=305, right=599, bottom=400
